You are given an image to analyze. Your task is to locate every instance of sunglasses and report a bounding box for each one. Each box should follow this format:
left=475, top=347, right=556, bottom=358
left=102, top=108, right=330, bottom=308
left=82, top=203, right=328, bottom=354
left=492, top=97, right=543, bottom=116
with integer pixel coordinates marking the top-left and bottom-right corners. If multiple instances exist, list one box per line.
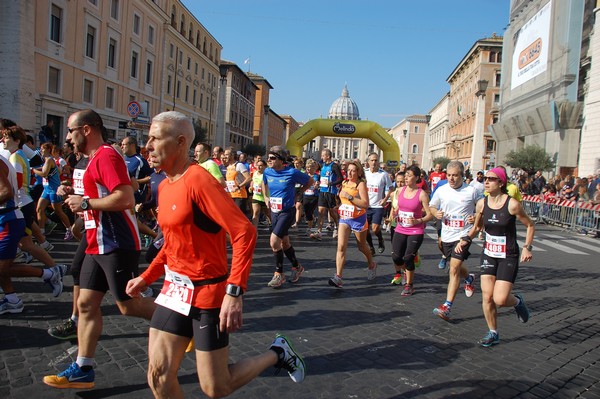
left=67, top=126, right=84, bottom=133
left=484, top=176, right=500, bottom=182
left=267, top=155, right=280, bottom=161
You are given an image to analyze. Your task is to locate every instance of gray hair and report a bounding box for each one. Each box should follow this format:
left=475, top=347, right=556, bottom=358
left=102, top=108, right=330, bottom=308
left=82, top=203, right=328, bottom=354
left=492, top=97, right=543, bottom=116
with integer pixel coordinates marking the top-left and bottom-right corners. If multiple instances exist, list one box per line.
left=446, top=160, right=464, bottom=176
left=152, top=111, right=194, bottom=143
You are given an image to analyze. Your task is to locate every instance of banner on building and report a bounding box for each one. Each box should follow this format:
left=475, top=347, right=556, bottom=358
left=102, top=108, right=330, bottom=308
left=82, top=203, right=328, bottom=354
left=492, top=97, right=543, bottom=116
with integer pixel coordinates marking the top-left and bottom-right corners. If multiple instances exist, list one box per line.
left=511, top=0, right=552, bottom=90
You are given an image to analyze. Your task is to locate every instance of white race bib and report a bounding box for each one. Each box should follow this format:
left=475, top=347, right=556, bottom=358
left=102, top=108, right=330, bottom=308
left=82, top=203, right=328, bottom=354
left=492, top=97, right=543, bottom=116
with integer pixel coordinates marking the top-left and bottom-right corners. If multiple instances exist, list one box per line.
left=72, top=169, right=85, bottom=195
left=444, top=214, right=465, bottom=230
left=319, top=177, right=328, bottom=188
left=304, top=188, right=315, bottom=196
left=226, top=180, right=237, bottom=192
left=484, top=233, right=507, bottom=258
left=397, top=211, right=414, bottom=227
left=252, top=183, right=262, bottom=194
left=155, top=265, right=194, bottom=316
left=83, top=207, right=96, bottom=230
left=367, top=183, right=379, bottom=194
left=338, top=204, right=355, bottom=219
left=270, top=197, right=283, bottom=213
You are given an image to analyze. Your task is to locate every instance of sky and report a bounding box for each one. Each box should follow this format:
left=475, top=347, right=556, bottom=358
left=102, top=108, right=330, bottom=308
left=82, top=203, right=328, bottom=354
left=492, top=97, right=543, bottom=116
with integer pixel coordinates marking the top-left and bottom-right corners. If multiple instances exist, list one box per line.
left=182, top=0, right=510, bottom=128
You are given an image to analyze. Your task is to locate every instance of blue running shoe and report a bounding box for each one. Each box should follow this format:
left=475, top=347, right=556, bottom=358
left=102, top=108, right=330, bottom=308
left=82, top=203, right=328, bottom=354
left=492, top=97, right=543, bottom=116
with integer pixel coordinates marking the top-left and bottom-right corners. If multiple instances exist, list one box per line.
left=438, top=257, right=447, bottom=270
left=43, top=362, right=95, bottom=389
left=514, top=293, right=530, bottom=323
left=478, top=330, right=500, bottom=347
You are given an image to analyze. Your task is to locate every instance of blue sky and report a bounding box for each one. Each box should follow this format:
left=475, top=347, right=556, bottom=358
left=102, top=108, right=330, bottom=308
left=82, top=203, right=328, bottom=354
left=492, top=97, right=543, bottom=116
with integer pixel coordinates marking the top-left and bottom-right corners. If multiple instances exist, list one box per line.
left=182, top=0, right=510, bottom=128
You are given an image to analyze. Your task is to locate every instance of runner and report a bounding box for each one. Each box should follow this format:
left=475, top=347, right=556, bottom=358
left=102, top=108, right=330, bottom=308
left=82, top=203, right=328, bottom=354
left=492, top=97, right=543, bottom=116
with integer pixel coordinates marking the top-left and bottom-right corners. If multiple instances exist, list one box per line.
left=429, top=163, right=446, bottom=193
left=125, top=112, right=305, bottom=398
left=311, top=149, right=342, bottom=240
left=263, top=146, right=313, bottom=287
left=328, top=160, right=376, bottom=288
left=223, top=148, right=252, bottom=215
left=250, top=159, right=270, bottom=229
left=429, top=160, right=482, bottom=321
left=194, top=142, right=226, bottom=187
left=389, top=165, right=433, bottom=296
left=455, top=167, right=534, bottom=346
left=291, top=157, right=305, bottom=228
left=43, top=109, right=156, bottom=389
left=302, top=159, right=320, bottom=236
left=364, top=152, right=393, bottom=254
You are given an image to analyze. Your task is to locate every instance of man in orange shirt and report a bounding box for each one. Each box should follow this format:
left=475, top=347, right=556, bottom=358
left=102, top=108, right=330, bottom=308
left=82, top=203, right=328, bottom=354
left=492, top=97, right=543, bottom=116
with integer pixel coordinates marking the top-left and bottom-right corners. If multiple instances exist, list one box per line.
left=126, top=111, right=305, bottom=398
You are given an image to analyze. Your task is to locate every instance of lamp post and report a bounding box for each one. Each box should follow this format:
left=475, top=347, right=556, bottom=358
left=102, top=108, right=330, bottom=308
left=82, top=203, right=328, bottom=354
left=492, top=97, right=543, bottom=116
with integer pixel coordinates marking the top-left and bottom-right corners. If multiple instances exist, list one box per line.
left=470, top=79, right=488, bottom=170
left=422, top=114, right=432, bottom=169
left=216, top=64, right=228, bottom=148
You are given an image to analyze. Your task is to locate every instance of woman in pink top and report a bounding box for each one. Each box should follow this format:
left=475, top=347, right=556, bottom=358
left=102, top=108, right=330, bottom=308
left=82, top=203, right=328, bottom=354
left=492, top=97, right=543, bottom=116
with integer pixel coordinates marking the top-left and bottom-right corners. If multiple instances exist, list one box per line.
left=389, top=165, right=434, bottom=296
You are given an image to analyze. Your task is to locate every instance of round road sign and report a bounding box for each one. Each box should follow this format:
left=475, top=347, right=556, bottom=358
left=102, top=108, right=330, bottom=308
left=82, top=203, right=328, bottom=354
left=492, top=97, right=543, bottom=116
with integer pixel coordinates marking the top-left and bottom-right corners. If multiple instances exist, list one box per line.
left=127, top=101, right=141, bottom=118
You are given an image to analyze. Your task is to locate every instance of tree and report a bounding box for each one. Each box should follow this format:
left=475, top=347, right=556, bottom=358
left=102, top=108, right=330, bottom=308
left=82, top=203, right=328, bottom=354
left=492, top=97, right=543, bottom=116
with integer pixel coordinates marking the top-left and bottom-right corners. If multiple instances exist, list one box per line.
left=431, top=156, right=451, bottom=171
left=242, top=143, right=266, bottom=157
left=504, top=145, right=555, bottom=174
left=192, top=120, right=207, bottom=146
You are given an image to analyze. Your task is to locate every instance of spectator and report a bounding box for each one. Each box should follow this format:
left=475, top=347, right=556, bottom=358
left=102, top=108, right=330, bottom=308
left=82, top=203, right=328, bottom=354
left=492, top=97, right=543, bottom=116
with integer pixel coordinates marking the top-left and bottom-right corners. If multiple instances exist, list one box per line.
left=40, top=118, right=56, bottom=145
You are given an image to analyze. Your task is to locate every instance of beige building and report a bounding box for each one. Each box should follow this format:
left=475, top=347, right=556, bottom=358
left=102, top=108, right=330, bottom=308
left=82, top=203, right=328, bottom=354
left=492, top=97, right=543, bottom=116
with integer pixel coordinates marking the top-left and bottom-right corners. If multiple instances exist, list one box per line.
left=0, top=0, right=222, bottom=144
left=447, top=35, right=502, bottom=171
left=281, top=114, right=300, bottom=143
left=389, top=115, right=428, bottom=167
left=422, top=93, right=450, bottom=171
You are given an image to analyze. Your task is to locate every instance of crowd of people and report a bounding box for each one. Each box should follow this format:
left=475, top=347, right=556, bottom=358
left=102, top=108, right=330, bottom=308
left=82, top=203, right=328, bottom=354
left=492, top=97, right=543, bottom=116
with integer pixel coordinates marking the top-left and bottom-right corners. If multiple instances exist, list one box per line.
left=0, top=109, right=562, bottom=396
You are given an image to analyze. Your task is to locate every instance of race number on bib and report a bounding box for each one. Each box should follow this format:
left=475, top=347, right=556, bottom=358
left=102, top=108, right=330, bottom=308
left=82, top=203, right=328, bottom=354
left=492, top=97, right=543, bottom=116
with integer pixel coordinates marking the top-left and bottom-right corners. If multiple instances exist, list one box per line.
left=252, top=183, right=262, bottom=194
left=367, top=184, right=379, bottom=194
left=304, top=188, right=315, bottom=196
left=338, top=204, right=355, bottom=219
left=444, top=214, right=465, bottom=230
left=155, top=265, right=194, bottom=316
left=319, top=177, right=329, bottom=188
left=83, top=207, right=96, bottom=230
left=226, top=180, right=237, bottom=192
left=72, top=169, right=85, bottom=195
left=484, top=233, right=507, bottom=258
left=270, top=197, right=283, bottom=213
left=397, top=211, right=414, bottom=227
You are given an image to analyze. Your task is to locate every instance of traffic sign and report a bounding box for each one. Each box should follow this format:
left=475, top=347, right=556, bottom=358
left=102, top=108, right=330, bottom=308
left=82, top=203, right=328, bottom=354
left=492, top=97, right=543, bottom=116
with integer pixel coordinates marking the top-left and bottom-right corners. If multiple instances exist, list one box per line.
left=127, top=101, right=141, bottom=118
left=127, top=121, right=151, bottom=130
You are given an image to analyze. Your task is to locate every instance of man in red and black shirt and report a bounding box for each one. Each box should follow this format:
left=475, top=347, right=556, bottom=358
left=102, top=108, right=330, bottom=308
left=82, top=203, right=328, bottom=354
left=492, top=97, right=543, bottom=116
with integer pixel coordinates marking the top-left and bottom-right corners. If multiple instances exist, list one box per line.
left=43, top=110, right=156, bottom=390
left=126, top=111, right=305, bottom=398
left=429, top=163, right=447, bottom=193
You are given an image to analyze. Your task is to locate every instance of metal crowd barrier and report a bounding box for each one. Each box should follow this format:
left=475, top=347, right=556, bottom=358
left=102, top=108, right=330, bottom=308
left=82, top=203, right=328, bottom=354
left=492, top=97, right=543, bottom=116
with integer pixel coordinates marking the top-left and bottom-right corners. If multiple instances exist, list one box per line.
left=521, top=195, right=600, bottom=236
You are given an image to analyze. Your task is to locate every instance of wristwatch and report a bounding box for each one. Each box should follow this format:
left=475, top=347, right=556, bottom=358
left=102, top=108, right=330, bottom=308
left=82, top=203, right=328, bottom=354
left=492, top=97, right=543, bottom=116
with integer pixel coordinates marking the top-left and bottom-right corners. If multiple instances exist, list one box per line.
left=225, top=284, right=243, bottom=297
left=524, top=244, right=533, bottom=251
left=348, top=195, right=354, bottom=201
left=80, top=197, right=90, bottom=210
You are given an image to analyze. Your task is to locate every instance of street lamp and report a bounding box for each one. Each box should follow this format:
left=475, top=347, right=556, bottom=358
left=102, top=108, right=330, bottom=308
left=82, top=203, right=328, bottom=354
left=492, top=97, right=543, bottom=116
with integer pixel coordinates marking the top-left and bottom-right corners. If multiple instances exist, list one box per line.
left=476, top=79, right=489, bottom=98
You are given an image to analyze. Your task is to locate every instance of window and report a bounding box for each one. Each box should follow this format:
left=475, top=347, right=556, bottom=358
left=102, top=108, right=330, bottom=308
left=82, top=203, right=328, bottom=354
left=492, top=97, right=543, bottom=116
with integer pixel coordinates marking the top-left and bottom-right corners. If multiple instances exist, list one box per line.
left=50, top=5, right=62, bottom=43
left=185, top=85, right=189, bottom=102
left=131, top=51, right=138, bottom=78
left=193, top=89, right=197, bottom=106
left=494, top=94, right=500, bottom=104
left=167, top=75, right=172, bottom=94
left=133, top=14, right=140, bottom=35
left=106, top=87, right=114, bottom=109
left=495, top=72, right=501, bottom=86
left=412, top=144, right=418, bottom=154
left=88, top=0, right=97, bottom=5
left=178, top=50, right=183, bottom=64
left=187, top=57, right=191, bottom=70
left=414, top=126, right=419, bottom=133
left=169, top=43, right=174, bottom=59
left=148, top=25, right=154, bottom=45
left=145, top=60, right=153, bottom=85
left=48, top=66, right=60, bottom=94
left=83, top=79, right=93, bottom=103
left=108, top=38, right=117, bottom=68
left=180, top=14, right=185, bottom=34
left=110, top=0, right=119, bottom=20
left=85, top=25, right=96, bottom=58
left=195, top=63, right=198, bottom=75
left=176, top=81, right=181, bottom=98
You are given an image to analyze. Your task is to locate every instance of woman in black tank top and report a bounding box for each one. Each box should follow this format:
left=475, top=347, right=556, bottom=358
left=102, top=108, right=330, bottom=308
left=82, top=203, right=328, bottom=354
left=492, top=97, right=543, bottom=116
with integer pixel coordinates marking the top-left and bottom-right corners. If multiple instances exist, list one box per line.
left=455, top=167, right=535, bottom=347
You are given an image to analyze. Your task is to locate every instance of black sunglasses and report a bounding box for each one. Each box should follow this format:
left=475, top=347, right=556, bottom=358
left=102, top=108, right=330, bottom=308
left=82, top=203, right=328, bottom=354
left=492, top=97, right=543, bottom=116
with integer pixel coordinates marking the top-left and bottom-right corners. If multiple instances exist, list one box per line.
left=484, top=176, right=500, bottom=182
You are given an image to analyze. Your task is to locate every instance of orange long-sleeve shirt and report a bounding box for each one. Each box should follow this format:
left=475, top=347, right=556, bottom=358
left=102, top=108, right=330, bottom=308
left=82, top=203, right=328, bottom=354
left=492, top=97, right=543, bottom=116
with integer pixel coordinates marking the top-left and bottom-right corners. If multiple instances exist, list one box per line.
left=140, top=164, right=256, bottom=309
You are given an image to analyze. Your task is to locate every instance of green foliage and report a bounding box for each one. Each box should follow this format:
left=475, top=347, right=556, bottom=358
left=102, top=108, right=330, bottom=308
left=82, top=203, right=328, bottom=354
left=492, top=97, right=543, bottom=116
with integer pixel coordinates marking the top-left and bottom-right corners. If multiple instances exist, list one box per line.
left=242, top=143, right=266, bottom=157
left=192, top=120, right=207, bottom=146
left=431, top=156, right=451, bottom=170
left=504, top=145, right=555, bottom=174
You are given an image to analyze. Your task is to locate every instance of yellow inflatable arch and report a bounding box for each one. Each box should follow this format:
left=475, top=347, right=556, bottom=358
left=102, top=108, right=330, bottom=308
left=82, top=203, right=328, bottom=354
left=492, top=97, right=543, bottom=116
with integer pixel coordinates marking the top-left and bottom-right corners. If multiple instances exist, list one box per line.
left=286, top=119, right=400, bottom=166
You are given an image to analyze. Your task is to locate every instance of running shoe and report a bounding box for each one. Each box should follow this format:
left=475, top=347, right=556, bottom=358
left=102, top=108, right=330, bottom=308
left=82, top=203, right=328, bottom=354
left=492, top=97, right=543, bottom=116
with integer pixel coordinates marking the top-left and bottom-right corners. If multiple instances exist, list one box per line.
left=401, top=284, right=414, bottom=296
left=438, top=257, right=447, bottom=270
left=465, top=273, right=475, bottom=298
left=433, top=304, right=451, bottom=321
left=514, top=293, right=530, bottom=323
left=64, top=229, right=74, bottom=241
left=140, top=286, right=155, bottom=298
left=328, top=274, right=343, bottom=288
left=43, top=362, right=95, bottom=389
left=367, top=262, right=377, bottom=281
left=290, top=223, right=298, bottom=229
left=332, top=228, right=338, bottom=239
left=290, top=265, right=304, bottom=283
left=377, top=242, right=385, bottom=254
left=0, top=298, right=24, bottom=315
left=45, top=220, right=58, bottom=235
left=306, top=228, right=312, bottom=236
left=464, top=274, right=476, bottom=298
left=40, top=241, right=54, bottom=252
left=267, top=272, right=286, bottom=288
left=390, top=273, right=403, bottom=285
left=44, top=264, right=67, bottom=297
left=325, top=223, right=334, bottom=231
left=309, top=231, right=322, bottom=241
left=14, top=251, right=33, bottom=264
left=478, top=330, right=500, bottom=347
left=47, top=319, right=77, bottom=340
left=270, top=334, right=306, bottom=383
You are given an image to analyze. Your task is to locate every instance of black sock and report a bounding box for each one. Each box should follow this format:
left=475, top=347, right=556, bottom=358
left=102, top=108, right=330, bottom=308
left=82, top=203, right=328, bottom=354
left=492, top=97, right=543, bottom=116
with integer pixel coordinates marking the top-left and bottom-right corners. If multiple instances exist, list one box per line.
left=366, top=231, right=374, bottom=248
left=274, top=250, right=284, bottom=273
left=283, top=246, right=299, bottom=268
left=376, top=231, right=384, bottom=245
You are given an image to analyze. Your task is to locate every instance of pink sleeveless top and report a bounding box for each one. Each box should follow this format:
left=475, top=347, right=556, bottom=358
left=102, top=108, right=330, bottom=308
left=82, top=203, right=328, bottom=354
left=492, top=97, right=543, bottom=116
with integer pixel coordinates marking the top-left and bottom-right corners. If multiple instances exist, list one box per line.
left=394, top=186, right=425, bottom=235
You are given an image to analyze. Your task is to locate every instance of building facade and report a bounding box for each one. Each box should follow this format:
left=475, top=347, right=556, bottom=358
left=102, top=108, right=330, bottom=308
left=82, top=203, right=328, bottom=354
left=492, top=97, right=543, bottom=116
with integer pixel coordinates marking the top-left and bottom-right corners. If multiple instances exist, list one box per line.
left=389, top=115, right=428, bottom=167
left=422, top=93, right=450, bottom=170
left=490, top=0, right=585, bottom=177
left=447, top=35, right=502, bottom=171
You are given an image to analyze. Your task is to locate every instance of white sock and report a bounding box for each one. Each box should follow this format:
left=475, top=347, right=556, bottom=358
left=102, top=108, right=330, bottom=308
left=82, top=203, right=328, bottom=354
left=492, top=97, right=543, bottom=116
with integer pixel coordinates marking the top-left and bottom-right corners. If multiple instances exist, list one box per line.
left=71, top=315, right=78, bottom=325
left=76, top=356, right=94, bottom=368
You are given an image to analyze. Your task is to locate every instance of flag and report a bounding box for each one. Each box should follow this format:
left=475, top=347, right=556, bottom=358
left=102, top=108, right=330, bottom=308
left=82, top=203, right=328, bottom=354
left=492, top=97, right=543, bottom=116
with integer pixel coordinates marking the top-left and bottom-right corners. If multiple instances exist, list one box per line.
left=457, top=104, right=462, bottom=116
left=244, top=57, right=250, bottom=65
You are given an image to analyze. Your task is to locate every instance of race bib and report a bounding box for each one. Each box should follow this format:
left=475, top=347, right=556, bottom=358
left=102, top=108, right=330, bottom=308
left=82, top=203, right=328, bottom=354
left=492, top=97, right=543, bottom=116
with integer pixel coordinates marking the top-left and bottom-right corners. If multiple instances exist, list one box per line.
left=72, top=169, right=85, bottom=195
left=83, top=206, right=96, bottom=230
left=338, top=204, right=355, bottom=219
left=226, top=180, right=237, bottom=192
left=319, top=177, right=328, bottom=188
left=304, top=188, right=315, bottom=196
left=155, top=265, right=194, bottom=316
left=367, top=184, right=379, bottom=194
left=252, top=183, right=262, bottom=194
left=270, top=197, right=283, bottom=213
left=397, top=211, right=414, bottom=227
left=444, top=214, right=465, bottom=230
left=484, top=233, right=507, bottom=258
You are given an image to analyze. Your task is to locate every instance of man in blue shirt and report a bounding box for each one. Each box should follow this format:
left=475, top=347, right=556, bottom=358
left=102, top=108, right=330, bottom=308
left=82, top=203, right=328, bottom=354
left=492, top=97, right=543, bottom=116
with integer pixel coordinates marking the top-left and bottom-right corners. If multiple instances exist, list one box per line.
left=121, top=136, right=152, bottom=204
